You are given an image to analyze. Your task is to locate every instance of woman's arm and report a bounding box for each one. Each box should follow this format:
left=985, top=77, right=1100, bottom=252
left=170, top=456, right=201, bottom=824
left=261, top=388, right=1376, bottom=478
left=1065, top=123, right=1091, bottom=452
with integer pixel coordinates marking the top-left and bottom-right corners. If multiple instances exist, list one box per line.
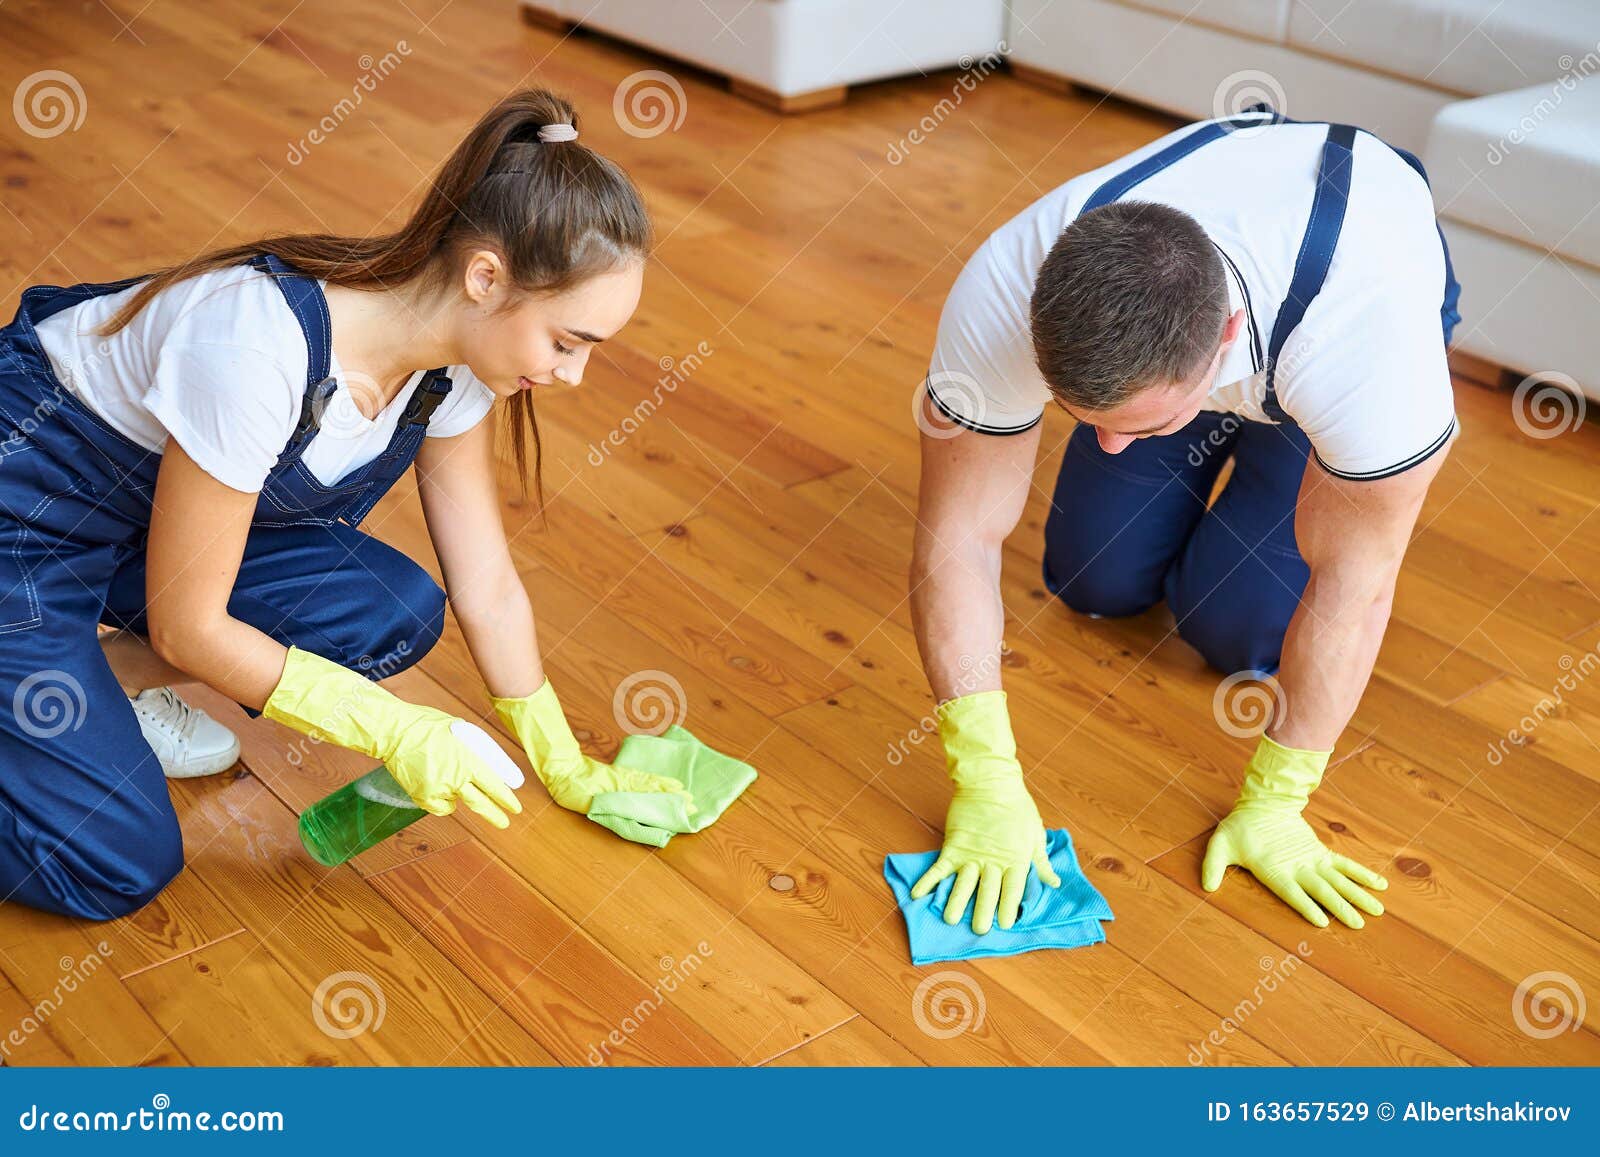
left=419, top=418, right=697, bottom=817
left=145, top=440, right=289, bottom=708
left=414, top=419, right=543, bottom=698
left=148, top=437, right=522, bottom=826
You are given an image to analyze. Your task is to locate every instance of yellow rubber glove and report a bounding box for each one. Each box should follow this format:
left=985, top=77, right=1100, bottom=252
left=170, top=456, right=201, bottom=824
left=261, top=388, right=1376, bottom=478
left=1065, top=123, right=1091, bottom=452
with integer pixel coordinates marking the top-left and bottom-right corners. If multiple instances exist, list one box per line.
left=492, top=679, right=696, bottom=816
left=910, top=690, right=1061, bottom=935
left=264, top=647, right=524, bottom=829
left=1202, top=735, right=1388, bottom=929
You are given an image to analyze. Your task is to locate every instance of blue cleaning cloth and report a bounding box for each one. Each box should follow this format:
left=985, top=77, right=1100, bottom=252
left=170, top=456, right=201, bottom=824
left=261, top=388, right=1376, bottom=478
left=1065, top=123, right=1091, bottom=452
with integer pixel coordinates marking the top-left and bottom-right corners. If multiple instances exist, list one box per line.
left=883, top=829, right=1114, bottom=965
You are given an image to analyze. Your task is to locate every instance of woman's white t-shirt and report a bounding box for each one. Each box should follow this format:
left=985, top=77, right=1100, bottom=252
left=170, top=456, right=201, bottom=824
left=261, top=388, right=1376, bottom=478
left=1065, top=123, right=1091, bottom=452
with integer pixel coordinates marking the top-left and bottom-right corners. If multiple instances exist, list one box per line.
left=927, top=114, right=1457, bottom=480
left=34, top=265, right=496, bottom=493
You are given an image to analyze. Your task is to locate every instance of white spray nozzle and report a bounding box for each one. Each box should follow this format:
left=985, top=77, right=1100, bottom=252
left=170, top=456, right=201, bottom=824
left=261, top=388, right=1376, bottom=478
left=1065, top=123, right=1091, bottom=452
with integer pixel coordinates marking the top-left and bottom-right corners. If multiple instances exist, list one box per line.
left=450, top=719, right=527, bottom=790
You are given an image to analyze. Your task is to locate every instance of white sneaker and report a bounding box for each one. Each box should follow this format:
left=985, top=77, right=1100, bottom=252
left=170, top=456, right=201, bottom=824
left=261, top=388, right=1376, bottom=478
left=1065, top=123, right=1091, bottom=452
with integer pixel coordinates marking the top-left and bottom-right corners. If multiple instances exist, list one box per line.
left=130, top=687, right=242, bottom=779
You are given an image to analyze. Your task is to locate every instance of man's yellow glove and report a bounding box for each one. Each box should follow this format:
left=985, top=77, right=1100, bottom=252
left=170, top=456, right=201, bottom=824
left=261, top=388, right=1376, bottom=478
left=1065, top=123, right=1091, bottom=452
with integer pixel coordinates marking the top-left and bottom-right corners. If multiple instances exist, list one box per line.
left=1202, top=735, right=1388, bottom=929
left=492, top=679, right=696, bottom=816
left=910, top=690, right=1061, bottom=935
left=264, top=647, right=524, bottom=829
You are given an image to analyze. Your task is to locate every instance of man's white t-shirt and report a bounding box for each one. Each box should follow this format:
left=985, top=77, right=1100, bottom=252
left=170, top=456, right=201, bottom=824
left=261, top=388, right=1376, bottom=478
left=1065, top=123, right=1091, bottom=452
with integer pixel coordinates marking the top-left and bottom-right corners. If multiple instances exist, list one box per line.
left=34, top=265, right=496, bottom=493
left=927, top=114, right=1457, bottom=480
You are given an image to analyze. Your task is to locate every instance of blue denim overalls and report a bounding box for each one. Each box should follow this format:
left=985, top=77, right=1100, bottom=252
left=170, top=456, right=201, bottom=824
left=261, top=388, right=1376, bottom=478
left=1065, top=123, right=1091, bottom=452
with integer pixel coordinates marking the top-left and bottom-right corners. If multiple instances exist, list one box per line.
left=1042, top=108, right=1462, bottom=674
left=0, top=254, right=454, bottom=920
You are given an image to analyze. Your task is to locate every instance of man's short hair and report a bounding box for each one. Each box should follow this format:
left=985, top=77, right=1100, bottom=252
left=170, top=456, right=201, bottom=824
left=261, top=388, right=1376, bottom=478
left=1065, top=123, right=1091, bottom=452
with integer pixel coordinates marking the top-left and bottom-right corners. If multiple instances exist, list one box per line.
left=1030, top=201, right=1229, bottom=411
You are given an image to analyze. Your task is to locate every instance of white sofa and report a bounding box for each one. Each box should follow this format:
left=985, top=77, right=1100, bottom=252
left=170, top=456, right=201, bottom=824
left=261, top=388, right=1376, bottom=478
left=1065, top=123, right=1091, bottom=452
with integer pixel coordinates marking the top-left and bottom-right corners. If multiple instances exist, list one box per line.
left=521, top=0, right=1007, bottom=109
left=1006, top=0, right=1600, bottom=401
left=1006, top=0, right=1600, bottom=153
left=1425, top=80, right=1600, bottom=400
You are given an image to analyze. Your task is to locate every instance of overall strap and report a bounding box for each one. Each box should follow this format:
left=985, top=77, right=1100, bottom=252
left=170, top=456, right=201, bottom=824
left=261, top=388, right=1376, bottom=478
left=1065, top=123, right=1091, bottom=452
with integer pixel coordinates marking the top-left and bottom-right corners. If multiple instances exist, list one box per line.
left=249, top=253, right=331, bottom=387
left=1081, top=105, right=1286, bottom=212
left=249, top=253, right=335, bottom=459
left=1261, top=123, right=1357, bottom=422
left=330, top=367, right=456, bottom=528
left=1233, top=111, right=1460, bottom=373
left=398, top=367, right=455, bottom=429
left=19, top=273, right=151, bottom=328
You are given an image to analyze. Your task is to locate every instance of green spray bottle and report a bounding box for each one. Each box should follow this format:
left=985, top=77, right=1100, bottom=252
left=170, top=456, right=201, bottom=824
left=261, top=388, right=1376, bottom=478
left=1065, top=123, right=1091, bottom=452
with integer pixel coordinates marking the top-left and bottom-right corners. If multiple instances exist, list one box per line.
left=298, top=720, right=524, bottom=866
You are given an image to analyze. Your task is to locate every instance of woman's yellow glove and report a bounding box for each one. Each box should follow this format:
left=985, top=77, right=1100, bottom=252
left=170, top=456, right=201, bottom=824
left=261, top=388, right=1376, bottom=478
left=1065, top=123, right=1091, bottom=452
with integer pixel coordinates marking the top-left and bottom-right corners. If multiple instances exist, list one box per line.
left=1202, top=735, right=1388, bottom=929
left=910, top=690, right=1061, bottom=935
left=491, top=679, right=696, bottom=816
left=264, top=647, right=524, bottom=829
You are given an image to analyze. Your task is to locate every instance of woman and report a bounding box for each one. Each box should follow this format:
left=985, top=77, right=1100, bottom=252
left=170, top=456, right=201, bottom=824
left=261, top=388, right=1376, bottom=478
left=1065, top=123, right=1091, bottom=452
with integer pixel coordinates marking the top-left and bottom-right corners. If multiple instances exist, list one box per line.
left=0, top=89, right=692, bottom=922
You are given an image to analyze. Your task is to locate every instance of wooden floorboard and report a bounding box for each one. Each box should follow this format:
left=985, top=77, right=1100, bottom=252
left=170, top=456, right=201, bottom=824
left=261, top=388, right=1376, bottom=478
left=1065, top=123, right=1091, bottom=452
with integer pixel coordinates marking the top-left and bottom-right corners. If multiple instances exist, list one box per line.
left=2, top=0, right=1597, bottom=1066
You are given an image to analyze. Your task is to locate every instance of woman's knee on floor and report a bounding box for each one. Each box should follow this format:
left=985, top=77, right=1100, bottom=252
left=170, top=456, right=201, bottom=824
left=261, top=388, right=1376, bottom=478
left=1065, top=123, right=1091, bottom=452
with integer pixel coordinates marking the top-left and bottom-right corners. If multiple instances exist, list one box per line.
left=26, top=801, right=185, bottom=922
left=81, top=831, right=184, bottom=922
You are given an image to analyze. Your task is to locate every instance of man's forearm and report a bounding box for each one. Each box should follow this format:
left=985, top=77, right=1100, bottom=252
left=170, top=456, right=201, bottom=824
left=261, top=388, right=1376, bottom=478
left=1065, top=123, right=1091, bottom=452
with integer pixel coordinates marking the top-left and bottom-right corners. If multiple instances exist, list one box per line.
left=910, top=532, right=1007, bottom=703
left=1269, top=570, right=1394, bottom=751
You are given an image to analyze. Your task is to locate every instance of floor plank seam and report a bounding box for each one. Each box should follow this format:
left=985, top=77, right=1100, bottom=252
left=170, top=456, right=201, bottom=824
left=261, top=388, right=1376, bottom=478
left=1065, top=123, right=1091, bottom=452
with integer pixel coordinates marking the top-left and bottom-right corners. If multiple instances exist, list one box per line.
left=784, top=461, right=858, bottom=491
left=770, top=683, right=860, bottom=721
left=114, top=926, right=248, bottom=982
left=753, top=1012, right=859, bottom=1066
left=1436, top=670, right=1508, bottom=707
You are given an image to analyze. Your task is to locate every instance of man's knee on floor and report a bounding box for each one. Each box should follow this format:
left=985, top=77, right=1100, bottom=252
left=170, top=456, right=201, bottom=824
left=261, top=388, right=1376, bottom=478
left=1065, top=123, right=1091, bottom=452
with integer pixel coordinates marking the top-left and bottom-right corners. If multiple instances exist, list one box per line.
left=1170, top=591, right=1291, bottom=675
left=1042, top=554, right=1162, bottom=620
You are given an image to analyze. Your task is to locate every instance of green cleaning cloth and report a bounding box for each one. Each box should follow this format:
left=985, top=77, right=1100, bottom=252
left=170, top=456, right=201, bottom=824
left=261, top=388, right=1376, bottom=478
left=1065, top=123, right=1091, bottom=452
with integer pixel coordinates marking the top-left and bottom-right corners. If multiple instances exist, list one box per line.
left=587, top=725, right=758, bottom=847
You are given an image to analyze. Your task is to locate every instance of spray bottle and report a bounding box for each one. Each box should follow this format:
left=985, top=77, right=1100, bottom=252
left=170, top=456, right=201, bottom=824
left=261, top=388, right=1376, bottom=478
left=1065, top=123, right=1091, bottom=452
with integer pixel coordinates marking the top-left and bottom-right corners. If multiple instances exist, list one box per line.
left=298, top=720, right=524, bottom=866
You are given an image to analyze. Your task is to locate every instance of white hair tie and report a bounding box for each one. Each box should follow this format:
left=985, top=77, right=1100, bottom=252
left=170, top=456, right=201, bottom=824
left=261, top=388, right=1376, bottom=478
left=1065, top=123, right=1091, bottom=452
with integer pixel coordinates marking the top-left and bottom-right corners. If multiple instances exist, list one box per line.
left=537, top=123, right=578, bottom=143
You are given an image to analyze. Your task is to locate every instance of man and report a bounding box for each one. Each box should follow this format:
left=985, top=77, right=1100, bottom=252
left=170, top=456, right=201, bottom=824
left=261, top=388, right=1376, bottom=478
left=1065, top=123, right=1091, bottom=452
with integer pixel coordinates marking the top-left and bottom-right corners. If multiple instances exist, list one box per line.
left=908, top=107, right=1459, bottom=935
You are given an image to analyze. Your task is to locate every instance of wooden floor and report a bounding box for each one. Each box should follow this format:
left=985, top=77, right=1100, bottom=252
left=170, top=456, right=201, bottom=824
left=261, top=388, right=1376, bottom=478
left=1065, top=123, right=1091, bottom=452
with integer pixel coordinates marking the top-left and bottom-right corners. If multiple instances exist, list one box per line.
left=3, top=0, right=1599, bottom=1067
